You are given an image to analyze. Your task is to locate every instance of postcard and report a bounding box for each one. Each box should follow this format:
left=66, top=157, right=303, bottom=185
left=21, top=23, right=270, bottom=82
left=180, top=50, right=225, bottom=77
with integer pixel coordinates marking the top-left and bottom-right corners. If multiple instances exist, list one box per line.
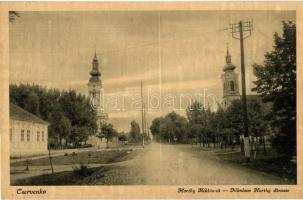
left=0, top=2, right=302, bottom=199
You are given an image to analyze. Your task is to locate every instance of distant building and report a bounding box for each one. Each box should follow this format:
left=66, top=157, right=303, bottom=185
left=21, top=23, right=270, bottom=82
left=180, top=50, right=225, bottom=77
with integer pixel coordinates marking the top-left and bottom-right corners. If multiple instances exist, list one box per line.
left=221, top=47, right=240, bottom=109
left=9, top=103, right=49, bottom=157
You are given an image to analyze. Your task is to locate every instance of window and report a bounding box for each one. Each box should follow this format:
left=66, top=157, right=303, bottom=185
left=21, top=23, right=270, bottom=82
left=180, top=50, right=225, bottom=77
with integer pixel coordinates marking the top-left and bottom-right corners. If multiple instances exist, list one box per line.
left=27, top=130, right=30, bottom=142
left=42, top=131, right=44, bottom=142
left=10, top=128, right=12, bottom=142
left=37, top=131, right=40, bottom=142
left=230, top=81, right=235, bottom=91
left=21, top=130, right=24, bottom=142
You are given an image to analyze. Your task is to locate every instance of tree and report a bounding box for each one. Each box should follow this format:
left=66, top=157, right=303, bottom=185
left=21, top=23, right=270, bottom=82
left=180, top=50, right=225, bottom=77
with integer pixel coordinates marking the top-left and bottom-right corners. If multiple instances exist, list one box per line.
left=154, top=111, right=188, bottom=144
left=226, top=99, right=268, bottom=137
left=23, top=91, right=40, bottom=117
left=150, top=117, right=164, bottom=141
left=186, top=101, right=216, bottom=146
left=118, top=133, right=128, bottom=144
left=189, top=124, right=203, bottom=146
left=68, top=126, right=85, bottom=147
left=252, top=21, right=296, bottom=158
left=99, top=123, right=117, bottom=148
left=129, top=120, right=141, bottom=143
left=9, top=84, right=98, bottom=148
left=49, top=111, right=72, bottom=147
left=186, top=101, right=207, bottom=126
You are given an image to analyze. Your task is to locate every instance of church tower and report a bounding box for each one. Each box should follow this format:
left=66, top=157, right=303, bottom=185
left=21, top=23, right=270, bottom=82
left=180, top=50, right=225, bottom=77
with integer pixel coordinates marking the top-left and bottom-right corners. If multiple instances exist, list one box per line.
left=221, top=47, right=240, bottom=109
left=88, top=51, right=108, bottom=128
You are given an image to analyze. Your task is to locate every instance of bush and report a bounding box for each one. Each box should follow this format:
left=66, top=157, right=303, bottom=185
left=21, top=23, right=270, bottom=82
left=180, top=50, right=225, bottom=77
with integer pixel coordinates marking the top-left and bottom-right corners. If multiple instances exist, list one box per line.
left=72, top=164, right=93, bottom=177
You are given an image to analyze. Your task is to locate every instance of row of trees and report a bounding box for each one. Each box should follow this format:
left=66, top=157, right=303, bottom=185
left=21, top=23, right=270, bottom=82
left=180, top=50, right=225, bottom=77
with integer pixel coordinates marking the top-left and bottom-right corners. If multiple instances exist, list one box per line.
left=151, top=21, right=296, bottom=159
left=10, top=84, right=98, bottom=147
left=150, top=98, right=268, bottom=146
left=10, top=83, right=148, bottom=148
left=128, top=120, right=150, bottom=143
left=253, top=21, right=296, bottom=158
left=95, top=120, right=146, bottom=148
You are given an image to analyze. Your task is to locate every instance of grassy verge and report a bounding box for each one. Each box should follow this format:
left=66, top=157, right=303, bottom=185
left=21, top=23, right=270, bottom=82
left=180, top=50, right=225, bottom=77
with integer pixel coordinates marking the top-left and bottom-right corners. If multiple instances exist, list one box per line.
left=12, top=166, right=108, bottom=185
left=11, top=149, right=131, bottom=167
left=215, top=151, right=296, bottom=182
left=12, top=149, right=140, bottom=185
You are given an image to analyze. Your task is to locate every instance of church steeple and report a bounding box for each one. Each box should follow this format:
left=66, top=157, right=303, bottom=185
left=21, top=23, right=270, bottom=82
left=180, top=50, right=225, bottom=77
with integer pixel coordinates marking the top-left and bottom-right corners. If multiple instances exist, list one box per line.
left=226, top=46, right=232, bottom=64
left=87, top=47, right=108, bottom=147
left=93, top=47, right=98, bottom=61
left=90, top=50, right=101, bottom=81
left=221, top=45, right=240, bottom=109
left=223, top=45, right=236, bottom=72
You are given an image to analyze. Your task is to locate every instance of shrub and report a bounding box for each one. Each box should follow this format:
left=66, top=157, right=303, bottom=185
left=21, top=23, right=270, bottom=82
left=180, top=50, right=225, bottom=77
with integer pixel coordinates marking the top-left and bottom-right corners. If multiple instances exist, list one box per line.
left=72, top=164, right=93, bottom=177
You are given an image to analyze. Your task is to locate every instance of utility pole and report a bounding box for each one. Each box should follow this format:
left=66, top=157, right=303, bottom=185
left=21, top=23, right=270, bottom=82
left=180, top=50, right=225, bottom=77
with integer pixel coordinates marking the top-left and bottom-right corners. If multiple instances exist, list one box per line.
left=147, top=122, right=150, bottom=139
left=48, top=143, right=54, bottom=174
left=222, top=20, right=253, bottom=162
left=141, top=81, right=145, bottom=148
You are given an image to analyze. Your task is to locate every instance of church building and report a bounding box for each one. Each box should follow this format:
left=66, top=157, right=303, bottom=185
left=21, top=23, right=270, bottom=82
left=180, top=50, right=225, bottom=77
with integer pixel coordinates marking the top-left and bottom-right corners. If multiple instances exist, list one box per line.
left=87, top=51, right=117, bottom=148
left=221, top=47, right=240, bottom=109
left=88, top=51, right=105, bottom=119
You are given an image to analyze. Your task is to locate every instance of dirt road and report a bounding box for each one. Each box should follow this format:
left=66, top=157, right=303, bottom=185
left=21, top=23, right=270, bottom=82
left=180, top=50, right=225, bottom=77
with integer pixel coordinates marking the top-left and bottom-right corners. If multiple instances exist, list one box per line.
left=97, top=142, right=291, bottom=185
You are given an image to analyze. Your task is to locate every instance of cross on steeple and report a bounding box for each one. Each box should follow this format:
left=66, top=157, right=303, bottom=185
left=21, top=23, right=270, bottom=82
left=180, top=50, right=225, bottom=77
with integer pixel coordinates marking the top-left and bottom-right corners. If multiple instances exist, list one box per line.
left=94, top=45, right=97, bottom=60
left=226, top=43, right=232, bottom=64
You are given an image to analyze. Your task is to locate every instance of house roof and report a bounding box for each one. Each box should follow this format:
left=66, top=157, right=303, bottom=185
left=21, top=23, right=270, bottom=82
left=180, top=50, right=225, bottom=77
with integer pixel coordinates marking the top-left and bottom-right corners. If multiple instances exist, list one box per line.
left=10, top=103, right=49, bottom=125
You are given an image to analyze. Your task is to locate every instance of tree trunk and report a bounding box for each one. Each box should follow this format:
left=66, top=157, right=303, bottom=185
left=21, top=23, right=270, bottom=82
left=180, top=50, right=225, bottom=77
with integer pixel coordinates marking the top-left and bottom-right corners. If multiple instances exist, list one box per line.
left=263, top=136, right=267, bottom=156
left=240, top=140, right=244, bottom=152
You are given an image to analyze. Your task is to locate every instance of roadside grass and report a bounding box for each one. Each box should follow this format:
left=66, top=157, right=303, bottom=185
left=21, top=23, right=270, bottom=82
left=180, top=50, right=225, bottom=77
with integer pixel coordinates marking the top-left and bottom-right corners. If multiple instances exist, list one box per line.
left=215, top=150, right=296, bottom=182
left=10, top=153, right=47, bottom=160
left=11, top=149, right=131, bottom=167
left=181, top=144, right=296, bottom=183
left=12, top=166, right=108, bottom=185
left=11, top=148, right=141, bottom=185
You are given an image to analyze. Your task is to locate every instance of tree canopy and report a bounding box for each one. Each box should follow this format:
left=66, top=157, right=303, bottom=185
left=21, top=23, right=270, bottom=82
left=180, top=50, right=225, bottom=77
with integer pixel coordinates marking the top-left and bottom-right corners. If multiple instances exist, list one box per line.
left=253, top=21, right=296, bottom=158
left=10, top=83, right=98, bottom=147
left=129, top=120, right=141, bottom=143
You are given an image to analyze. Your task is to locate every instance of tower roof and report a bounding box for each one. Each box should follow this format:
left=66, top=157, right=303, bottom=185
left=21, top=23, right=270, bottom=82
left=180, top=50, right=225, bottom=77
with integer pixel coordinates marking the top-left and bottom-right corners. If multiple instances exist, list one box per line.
left=93, top=48, right=98, bottom=61
left=90, top=50, right=101, bottom=80
left=223, top=47, right=236, bottom=72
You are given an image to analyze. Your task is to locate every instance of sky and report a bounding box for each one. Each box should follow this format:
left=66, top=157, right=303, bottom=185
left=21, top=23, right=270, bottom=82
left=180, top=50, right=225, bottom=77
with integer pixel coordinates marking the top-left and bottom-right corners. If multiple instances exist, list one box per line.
left=9, top=11, right=295, bottom=132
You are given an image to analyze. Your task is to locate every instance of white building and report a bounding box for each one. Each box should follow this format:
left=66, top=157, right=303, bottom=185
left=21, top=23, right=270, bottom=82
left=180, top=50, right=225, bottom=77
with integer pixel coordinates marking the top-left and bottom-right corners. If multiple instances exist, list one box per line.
left=10, top=103, right=49, bottom=157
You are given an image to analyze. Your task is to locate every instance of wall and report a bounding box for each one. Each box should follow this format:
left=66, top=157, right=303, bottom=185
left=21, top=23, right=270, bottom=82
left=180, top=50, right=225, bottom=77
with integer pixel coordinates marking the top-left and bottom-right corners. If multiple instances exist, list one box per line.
left=10, top=119, right=48, bottom=157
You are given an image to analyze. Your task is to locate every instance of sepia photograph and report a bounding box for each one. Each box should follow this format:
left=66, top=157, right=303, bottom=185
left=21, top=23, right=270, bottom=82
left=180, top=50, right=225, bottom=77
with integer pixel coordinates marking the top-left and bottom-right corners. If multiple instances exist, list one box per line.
left=7, top=9, right=297, bottom=187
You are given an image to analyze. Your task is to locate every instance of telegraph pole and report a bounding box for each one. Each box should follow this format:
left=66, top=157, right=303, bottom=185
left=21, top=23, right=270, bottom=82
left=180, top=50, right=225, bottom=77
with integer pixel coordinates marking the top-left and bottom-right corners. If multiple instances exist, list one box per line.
left=222, top=20, right=253, bottom=162
left=239, top=21, right=249, bottom=139
left=141, top=81, right=145, bottom=148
